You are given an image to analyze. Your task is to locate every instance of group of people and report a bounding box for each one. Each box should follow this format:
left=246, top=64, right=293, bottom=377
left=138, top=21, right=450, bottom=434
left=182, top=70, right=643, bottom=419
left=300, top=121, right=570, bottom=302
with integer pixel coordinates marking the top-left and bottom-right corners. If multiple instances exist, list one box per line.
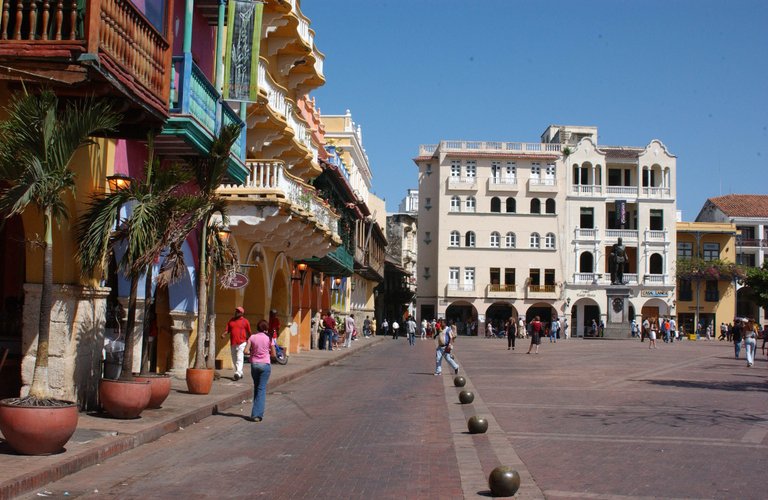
left=730, top=318, right=764, bottom=367
left=313, top=311, right=375, bottom=351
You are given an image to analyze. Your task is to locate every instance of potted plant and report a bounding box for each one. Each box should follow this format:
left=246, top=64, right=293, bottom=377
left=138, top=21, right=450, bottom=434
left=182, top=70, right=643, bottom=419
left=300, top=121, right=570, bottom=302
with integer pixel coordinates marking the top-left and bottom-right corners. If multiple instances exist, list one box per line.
left=0, top=91, right=120, bottom=453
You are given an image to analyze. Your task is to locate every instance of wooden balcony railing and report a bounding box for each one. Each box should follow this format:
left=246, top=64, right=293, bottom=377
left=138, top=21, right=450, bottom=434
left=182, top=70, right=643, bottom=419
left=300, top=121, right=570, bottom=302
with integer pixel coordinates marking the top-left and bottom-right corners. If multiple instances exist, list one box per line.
left=0, top=0, right=170, bottom=113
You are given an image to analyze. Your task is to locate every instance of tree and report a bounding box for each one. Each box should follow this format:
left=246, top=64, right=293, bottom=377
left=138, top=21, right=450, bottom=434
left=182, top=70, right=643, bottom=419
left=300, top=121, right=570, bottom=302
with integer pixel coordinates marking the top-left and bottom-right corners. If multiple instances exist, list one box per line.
left=0, top=91, right=120, bottom=403
left=744, top=261, right=768, bottom=311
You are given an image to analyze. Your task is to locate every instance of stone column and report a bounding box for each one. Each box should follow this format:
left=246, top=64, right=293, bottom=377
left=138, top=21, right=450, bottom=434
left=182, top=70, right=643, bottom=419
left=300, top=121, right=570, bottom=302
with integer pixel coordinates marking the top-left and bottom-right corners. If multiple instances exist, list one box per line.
left=169, top=311, right=196, bottom=379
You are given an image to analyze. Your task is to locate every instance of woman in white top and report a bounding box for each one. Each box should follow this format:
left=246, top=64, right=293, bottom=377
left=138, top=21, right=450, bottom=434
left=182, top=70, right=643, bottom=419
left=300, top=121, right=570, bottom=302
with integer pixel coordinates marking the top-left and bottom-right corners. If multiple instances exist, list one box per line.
left=648, top=318, right=658, bottom=349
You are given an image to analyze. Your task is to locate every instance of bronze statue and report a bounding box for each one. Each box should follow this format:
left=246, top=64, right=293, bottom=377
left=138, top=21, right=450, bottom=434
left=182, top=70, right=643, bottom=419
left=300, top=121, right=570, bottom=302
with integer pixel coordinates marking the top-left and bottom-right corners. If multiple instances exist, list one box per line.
left=610, top=238, right=626, bottom=285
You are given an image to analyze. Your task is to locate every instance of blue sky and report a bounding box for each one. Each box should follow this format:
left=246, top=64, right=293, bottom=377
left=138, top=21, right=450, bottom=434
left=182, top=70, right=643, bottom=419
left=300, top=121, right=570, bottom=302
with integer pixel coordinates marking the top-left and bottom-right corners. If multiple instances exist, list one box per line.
left=303, top=0, right=768, bottom=220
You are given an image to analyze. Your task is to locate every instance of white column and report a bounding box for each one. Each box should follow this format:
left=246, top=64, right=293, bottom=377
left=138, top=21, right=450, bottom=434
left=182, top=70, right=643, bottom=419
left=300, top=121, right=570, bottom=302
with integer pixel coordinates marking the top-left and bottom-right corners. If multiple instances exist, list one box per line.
left=169, top=311, right=196, bottom=379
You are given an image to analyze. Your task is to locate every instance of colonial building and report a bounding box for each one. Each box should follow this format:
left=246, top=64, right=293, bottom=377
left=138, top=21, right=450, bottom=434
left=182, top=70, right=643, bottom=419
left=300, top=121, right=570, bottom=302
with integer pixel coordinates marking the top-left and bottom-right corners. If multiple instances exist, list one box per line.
left=383, top=192, right=419, bottom=322
left=414, top=125, right=677, bottom=337
left=695, top=194, right=768, bottom=322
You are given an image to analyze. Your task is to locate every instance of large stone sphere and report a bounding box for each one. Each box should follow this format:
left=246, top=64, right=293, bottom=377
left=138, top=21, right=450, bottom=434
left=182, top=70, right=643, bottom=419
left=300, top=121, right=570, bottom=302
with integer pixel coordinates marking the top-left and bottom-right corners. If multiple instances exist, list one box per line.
left=467, top=415, right=488, bottom=434
left=459, top=390, right=474, bottom=404
left=453, top=376, right=466, bottom=387
left=488, top=466, right=520, bottom=497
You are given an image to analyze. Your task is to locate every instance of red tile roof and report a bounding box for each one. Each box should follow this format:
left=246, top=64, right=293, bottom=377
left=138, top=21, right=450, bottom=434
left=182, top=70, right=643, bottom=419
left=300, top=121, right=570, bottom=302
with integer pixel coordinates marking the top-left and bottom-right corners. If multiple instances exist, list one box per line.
left=708, top=194, right=768, bottom=218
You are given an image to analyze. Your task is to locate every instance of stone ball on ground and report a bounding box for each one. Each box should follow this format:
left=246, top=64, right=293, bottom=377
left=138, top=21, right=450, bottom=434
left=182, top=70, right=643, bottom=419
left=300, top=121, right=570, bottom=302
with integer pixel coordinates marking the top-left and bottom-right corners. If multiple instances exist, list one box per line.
left=453, top=376, right=466, bottom=387
left=467, top=415, right=488, bottom=434
left=488, top=466, right=520, bottom=497
left=458, top=390, right=474, bottom=404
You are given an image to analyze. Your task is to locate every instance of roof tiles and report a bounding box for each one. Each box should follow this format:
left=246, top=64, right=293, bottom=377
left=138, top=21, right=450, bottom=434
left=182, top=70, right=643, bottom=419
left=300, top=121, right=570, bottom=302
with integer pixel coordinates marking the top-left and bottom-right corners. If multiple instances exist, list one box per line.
left=708, top=194, right=768, bottom=218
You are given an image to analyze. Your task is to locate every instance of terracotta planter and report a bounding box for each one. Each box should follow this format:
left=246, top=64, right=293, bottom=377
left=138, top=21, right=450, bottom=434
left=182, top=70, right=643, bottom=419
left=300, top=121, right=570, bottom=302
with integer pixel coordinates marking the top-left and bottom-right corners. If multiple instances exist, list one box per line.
left=0, top=399, right=78, bottom=455
left=133, top=374, right=172, bottom=409
left=99, top=379, right=151, bottom=419
left=186, top=368, right=214, bottom=395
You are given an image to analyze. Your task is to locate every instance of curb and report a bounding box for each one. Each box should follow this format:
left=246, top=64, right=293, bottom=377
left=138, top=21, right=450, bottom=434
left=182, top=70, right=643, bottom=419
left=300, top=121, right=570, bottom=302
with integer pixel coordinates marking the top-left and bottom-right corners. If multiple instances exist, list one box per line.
left=0, top=338, right=384, bottom=500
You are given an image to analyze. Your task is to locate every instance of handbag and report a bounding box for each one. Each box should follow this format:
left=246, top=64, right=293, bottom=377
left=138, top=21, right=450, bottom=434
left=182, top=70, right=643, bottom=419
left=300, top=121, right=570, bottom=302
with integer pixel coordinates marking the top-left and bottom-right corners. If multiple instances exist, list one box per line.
left=444, top=344, right=452, bottom=354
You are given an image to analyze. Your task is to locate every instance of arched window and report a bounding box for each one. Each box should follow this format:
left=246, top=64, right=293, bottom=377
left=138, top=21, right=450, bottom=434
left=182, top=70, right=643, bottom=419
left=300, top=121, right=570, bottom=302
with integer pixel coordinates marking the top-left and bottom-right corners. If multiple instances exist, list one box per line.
left=505, top=232, right=516, bottom=248
left=490, top=231, right=500, bottom=248
left=465, top=196, right=476, bottom=212
left=545, top=198, right=556, bottom=214
left=490, top=197, right=501, bottom=213
left=530, top=232, right=540, bottom=248
left=579, top=252, right=594, bottom=272
left=506, top=197, right=516, bottom=213
left=530, top=198, right=541, bottom=214
left=450, top=196, right=460, bottom=212
left=450, top=231, right=460, bottom=247
left=649, top=253, right=663, bottom=274
left=545, top=233, right=556, bottom=249
left=465, top=231, right=476, bottom=247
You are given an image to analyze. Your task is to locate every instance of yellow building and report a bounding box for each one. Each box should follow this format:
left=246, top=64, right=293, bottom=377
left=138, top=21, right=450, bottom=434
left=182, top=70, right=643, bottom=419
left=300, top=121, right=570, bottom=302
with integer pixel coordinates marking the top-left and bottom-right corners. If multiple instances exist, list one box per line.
left=675, top=222, right=739, bottom=335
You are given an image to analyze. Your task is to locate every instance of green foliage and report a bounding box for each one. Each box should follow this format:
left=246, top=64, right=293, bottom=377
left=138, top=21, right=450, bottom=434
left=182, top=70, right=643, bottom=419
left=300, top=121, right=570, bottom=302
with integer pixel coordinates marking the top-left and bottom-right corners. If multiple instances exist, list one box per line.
left=744, top=261, right=768, bottom=309
left=675, top=257, right=745, bottom=281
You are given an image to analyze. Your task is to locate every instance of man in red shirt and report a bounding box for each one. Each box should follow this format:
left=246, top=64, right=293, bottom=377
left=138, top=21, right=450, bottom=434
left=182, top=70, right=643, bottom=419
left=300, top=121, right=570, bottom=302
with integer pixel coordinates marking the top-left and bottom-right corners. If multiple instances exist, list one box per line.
left=221, top=306, right=251, bottom=380
left=322, top=311, right=336, bottom=351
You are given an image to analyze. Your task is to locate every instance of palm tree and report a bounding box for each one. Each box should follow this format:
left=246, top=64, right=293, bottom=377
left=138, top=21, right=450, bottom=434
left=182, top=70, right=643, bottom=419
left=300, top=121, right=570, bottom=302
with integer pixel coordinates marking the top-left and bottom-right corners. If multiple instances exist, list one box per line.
left=0, top=90, right=120, bottom=403
left=189, top=124, right=241, bottom=370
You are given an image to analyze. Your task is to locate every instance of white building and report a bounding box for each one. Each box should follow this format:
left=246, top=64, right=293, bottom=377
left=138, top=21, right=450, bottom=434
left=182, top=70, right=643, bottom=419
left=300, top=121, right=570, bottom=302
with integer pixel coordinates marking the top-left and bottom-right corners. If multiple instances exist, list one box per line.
left=414, top=125, right=677, bottom=337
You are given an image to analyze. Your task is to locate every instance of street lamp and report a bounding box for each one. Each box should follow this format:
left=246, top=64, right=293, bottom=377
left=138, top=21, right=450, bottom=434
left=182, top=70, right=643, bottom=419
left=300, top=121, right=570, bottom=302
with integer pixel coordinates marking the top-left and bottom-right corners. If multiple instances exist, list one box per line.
left=217, top=225, right=231, bottom=245
left=292, top=262, right=308, bottom=285
left=107, top=173, right=132, bottom=192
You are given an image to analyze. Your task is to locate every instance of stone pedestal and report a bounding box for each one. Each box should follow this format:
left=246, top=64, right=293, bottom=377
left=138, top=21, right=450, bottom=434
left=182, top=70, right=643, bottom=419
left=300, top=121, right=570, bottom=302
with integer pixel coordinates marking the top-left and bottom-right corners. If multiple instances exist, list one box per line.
left=604, top=286, right=632, bottom=338
left=169, top=311, right=196, bottom=379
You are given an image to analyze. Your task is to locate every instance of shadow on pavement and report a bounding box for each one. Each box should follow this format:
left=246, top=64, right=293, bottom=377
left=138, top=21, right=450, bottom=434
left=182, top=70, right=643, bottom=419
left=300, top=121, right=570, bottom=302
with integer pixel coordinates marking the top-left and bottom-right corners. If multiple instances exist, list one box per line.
left=639, top=379, right=768, bottom=392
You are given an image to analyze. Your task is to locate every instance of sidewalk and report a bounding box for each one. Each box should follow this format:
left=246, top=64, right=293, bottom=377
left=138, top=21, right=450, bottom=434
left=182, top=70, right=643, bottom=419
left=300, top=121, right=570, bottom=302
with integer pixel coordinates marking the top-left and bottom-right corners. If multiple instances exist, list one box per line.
left=0, top=336, right=385, bottom=499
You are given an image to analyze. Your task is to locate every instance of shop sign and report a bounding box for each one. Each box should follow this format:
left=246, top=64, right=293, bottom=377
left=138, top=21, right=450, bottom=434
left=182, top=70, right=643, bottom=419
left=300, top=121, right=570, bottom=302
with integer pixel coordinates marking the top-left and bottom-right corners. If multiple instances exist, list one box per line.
left=641, top=290, right=668, bottom=297
left=221, top=272, right=249, bottom=289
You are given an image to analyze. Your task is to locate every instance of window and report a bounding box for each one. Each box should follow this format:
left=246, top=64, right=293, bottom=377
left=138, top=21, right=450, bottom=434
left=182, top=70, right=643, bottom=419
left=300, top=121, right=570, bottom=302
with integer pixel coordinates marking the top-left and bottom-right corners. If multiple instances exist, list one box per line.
left=490, top=231, right=500, bottom=248
left=579, top=252, right=594, bottom=273
left=677, top=242, right=693, bottom=259
left=544, top=269, right=555, bottom=286
left=545, top=198, right=556, bottom=214
left=450, top=196, right=460, bottom=212
left=580, top=207, right=594, bottom=228
left=465, top=231, right=476, bottom=247
left=490, top=197, right=501, bottom=213
left=530, top=198, right=541, bottom=214
left=465, top=161, right=476, bottom=179
left=450, top=231, right=460, bottom=247
left=705, top=280, right=719, bottom=302
left=530, top=232, right=540, bottom=248
left=506, top=197, right=516, bottom=213
left=450, top=160, right=461, bottom=178
left=505, top=232, right=516, bottom=248
left=448, top=267, right=459, bottom=284
left=504, top=268, right=515, bottom=285
left=545, top=163, right=555, bottom=181
left=531, top=163, right=541, bottom=180
left=737, top=253, right=756, bottom=267
left=650, top=209, right=663, bottom=230
left=608, top=169, right=622, bottom=186
left=678, top=279, right=692, bottom=301
left=545, top=233, right=556, bottom=249
left=465, top=196, right=476, bottom=212
left=703, top=243, right=720, bottom=261
left=490, top=267, right=500, bottom=285
left=464, top=267, right=475, bottom=286
left=649, top=253, right=663, bottom=274
left=506, top=162, right=516, bottom=182
left=529, top=268, right=540, bottom=285
left=491, top=162, right=501, bottom=183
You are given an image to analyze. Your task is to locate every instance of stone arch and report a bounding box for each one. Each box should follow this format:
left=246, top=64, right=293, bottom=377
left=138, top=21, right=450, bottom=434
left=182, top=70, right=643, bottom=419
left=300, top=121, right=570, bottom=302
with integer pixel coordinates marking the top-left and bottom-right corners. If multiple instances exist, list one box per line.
left=444, top=300, right=478, bottom=336
left=571, top=297, right=601, bottom=337
left=485, top=302, right=518, bottom=335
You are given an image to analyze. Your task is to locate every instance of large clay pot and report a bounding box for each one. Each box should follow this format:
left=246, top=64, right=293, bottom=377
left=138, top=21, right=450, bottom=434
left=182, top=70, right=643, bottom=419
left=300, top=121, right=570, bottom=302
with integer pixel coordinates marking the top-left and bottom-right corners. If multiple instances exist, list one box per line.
left=185, top=368, right=214, bottom=395
left=0, top=399, right=78, bottom=455
left=133, top=374, right=172, bottom=409
left=99, top=379, right=151, bottom=419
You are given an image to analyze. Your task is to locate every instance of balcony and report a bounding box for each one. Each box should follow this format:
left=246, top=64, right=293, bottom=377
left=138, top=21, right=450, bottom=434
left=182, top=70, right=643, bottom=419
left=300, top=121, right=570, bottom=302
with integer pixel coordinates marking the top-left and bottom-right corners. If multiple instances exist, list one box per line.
left=606, top=186, right=639, bottom=197
left=447, top=176, right=478, bottom=191
left=438, top=141, right=564, bottom=155
left=303, top=246, right=354, bottom=277
left=643, top=274, right=669, bottom=285
left=574, top=228, right=599, bottom=241
left=605, top=229, right=639, bottom=243
left=446, top=283, right=475, bottom=297
left=487, top=177, right=518, bottom=192
left=218, top=160, right=341, bottom=258
left=486, top=284, right=518, bottom=298
left=571, top=184, right=603, bottom=196
left=573, top=273, right=601, bottom=285
left=526, top=284, right=558, bottom=299
left=157, top=54, right=247, bottom=181
left=641, top=186, right=672, bottom=198
left=736, top=238, right=768, bottom=247
left=644, top=229, right=669, bottom=244
left=0, top=0, right=171, bottom=126
left=528, top=178, right=557, bottom=193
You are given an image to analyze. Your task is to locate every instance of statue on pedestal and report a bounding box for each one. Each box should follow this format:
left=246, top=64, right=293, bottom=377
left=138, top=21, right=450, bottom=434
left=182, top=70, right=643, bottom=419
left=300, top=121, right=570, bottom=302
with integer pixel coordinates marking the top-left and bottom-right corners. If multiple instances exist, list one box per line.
left=610, top=237, right=626, bottom=285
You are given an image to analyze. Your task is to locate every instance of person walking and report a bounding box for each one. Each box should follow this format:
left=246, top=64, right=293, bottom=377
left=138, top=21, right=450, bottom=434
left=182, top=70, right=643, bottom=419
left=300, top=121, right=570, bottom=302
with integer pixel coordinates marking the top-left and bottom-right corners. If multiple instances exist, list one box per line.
left=371, top=317, right=377, bottom=337
left=762, top=324, right=768, bottom=356
left=243, top=320, right=275, bottom=422
left=519, top=317, right=527, bottom=339
left=344, top=314, right=356, bottom=348
left=322, top=311, right=337, bottom=351
left=563, top=318, right=569, bottom=339
left=662, top=317, right=670, bottom=343
left=221, top=306, right=251, bottom=381
left=550, top=317, right=560, bottom=343
left=363, top=315, right=372, bottom=338
left=420, top=318, right=428, bottom=340
left=732, top=319, right=743, bottom=359
left=630, top=319, right=638, bottom=338
left=648, top=318, right=658, bottom=349
left=670, top=317, right=677, bottom=343
left=406, top=316, right=417, bottom=346
left=744, top=321, right=757, bottom=367
left=641, top=317, right=650, bottom=342
left=590, top=319, right=598, bottom=337
left=381, top=318, right=389, bottom=337
left=719, top=322, right=727, bottom=341
left=705, top=322, right=713, bottom=341
left=527, top=316, right=543, bottom=354
left=506, top=317, right=516, bottom=350
left=391, top=319, right=400, bottom=339
left=434, top=320, right=459, bottom=375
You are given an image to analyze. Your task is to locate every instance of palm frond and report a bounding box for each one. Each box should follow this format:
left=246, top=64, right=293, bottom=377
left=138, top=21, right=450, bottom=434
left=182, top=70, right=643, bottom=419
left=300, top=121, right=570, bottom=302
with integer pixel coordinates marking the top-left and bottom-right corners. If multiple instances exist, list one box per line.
left=77, top=189, right=135, bottom=277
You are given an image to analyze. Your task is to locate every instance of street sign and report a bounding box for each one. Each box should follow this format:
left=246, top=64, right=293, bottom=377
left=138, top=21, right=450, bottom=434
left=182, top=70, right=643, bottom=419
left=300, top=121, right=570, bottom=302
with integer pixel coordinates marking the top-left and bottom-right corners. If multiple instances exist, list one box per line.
left=220, top=271, right=249, bottom=289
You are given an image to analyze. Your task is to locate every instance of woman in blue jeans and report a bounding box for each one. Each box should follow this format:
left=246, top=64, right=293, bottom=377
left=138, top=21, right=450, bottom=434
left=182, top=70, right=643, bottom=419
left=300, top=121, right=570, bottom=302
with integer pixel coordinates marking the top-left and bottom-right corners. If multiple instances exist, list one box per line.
left=244, top=320, right=275, bottom=422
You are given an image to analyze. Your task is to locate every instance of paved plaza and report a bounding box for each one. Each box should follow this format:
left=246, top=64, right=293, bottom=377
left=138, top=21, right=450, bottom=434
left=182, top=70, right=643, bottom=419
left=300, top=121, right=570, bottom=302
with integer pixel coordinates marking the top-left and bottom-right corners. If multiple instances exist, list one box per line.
left=6, top=336, right=767, bottom=499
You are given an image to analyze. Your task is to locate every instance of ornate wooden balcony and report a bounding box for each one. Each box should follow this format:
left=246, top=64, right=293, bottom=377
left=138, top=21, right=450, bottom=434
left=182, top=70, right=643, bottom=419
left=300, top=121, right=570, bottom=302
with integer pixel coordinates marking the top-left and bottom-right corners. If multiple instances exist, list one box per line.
left=0, top=0, right=172, bottom=126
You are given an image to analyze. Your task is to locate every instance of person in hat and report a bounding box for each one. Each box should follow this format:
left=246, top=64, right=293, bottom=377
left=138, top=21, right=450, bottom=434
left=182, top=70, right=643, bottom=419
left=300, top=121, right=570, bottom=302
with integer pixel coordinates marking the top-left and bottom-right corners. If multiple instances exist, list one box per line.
left=221, top=306, right=251, bottom=380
